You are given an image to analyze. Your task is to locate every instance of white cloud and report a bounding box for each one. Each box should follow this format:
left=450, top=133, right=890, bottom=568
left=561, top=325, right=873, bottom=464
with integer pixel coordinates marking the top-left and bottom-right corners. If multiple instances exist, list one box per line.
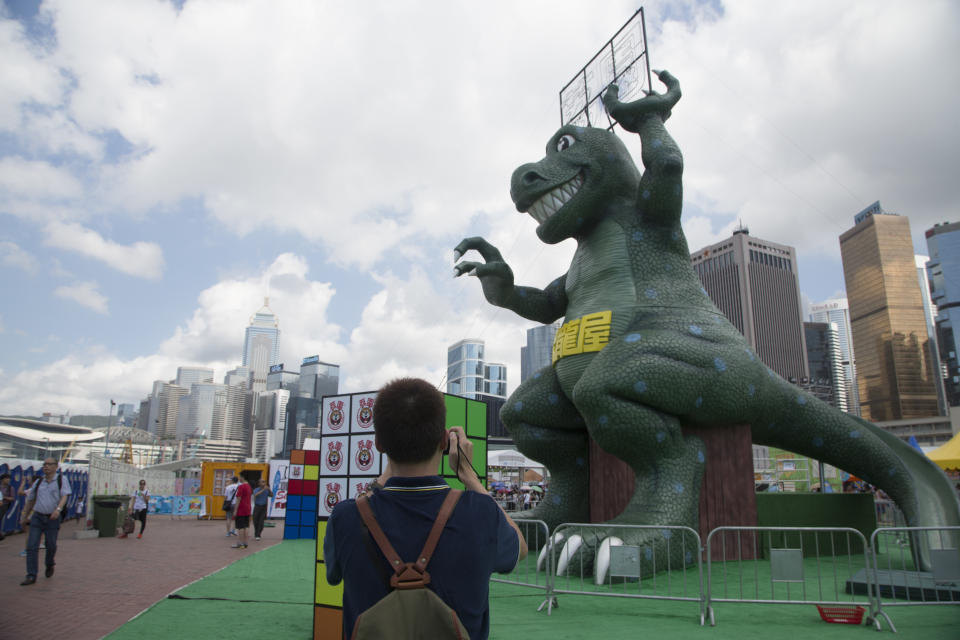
left=0, top=157, right=84, bottom=201
left=53, top=280, right=109, bottom=314
left=0, top=241, right=38, bottom=274
left=43, top=221, right=165, bottom=279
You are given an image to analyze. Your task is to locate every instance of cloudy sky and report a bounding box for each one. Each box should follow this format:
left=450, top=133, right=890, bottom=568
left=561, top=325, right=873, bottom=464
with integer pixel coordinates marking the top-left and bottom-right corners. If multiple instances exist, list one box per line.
left=1, top=0, right=958, bottom=417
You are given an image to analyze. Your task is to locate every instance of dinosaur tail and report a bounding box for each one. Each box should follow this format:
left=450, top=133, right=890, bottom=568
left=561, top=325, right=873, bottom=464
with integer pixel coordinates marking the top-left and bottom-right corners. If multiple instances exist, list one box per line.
left=750, top=376, right=960, bottom=570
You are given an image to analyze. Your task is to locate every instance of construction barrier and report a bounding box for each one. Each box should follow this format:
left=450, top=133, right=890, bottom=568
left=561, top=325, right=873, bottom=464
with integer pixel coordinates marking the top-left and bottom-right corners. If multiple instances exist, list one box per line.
left=869, top=526, right=960, bottom=633
left=705, top=526, right=880, bottom=630
left=545, top=523, right=705, bottom=624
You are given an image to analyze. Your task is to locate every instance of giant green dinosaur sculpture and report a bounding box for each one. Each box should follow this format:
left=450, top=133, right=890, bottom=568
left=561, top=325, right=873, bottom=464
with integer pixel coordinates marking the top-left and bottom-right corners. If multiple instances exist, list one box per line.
left=454, top=70, right=960, bottom=576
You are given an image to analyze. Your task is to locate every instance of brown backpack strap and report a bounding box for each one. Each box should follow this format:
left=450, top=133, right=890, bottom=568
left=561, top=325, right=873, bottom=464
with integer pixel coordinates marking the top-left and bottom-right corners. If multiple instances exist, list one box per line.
left=355, top=489, right=463, bottom=590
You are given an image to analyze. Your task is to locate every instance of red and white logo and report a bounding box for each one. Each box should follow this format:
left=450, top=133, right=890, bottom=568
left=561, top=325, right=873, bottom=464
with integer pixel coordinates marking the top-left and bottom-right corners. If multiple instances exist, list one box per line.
left=327, top=400, right=345, bottom=430
left=356, top=440, right=375, bottom=472
left=324, top=482, right=341, bottom=513
left=325, top=441, right=343, bottom=472
left=355, top=480, right=373, bottom=495
left=356, top=397, right=374, bottom=429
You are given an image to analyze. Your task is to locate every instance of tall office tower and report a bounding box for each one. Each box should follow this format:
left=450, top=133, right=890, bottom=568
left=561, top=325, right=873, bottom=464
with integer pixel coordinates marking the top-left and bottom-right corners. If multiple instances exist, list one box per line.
left=803, top=321, right=846, bottom=410
left=916, top=254, right=948, bottom=414
left=446, top=339, right=508, bottom=401
left=150, top=381, right=189, bottom=440
left=175, top=366, right=214, bottom=389
left=925, top=221, right=960, bottom=406
left=116, top=403, right=136, bottom=427
left=298, top=356, right=341, bottom=399
left=266, top=365, right=300, bottom=392
left=839, top=201, right=940, bottom=421
left=810, top=298, right=860, bottom=415
left=691, top=228, right=809, bottom=381
left=242, top=298, right=280, bottom=391
left=520, top=322, right=562, bottom=383
left=175, top=383, right=221, bottom=440
left=255, top=389, right=290, bottom=431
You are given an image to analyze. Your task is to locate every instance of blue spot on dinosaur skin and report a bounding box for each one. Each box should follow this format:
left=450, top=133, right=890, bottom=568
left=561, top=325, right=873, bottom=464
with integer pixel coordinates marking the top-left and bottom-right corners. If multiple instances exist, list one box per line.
left=689, top=325, right=703, bottom=336
left=642, top=190, right=651, bottom=200
left=888, top=468, right=896, bottom=476
left=518, top=289, right=527, bottom=298
left=768, top=422, right=775, bottom=430
left=515, top=401, right=524, bottom=412
left=695, top=396, right=703, bottom=408
left=697, top=450, right=705, bottom=463
left=625, top=333, right=642, bottom=343
left=849, top=430, right=861, bottom=439
left=674, top=184, right=681, bottom=195
left=714, top=357, right=727, bottom=372
left=796, top=395, right=807, bottom=406
left=747, top=384, right=756, bottom=397
left=598, top=415, right=609, bottom=425
left=633, top=231, right=644, bottom=242
left=656, top=431, right=666, bottom=442
left=672, top=230, right=680, bottom=240
left=534, top=371, right=542, bottom=379
left=645, top=288, right=658, bottom=299
left=576, top=457, right=585, bottom=467
left=652, top=138, right=663, bottom=148
left=813, top=436, right=824, bottom=447
left=745, top=348, right=755, bottom=361
left=576, top=217, right=583, bottom=226
left=645, top=548, right=653, bottom=561
left=673, top=483, right=684, bottom=494
left=548, top=393, right=559, bottom=405
left=552, top=495, right=562, bottom=505
left=634, top=380, right=647, bottom=393
left=664, top=263, right=672, bottom=271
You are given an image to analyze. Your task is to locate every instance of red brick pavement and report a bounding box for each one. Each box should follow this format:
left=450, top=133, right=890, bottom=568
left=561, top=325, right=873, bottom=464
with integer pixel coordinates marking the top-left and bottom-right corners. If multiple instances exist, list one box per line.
left=0, top=516, right=284, bottom=640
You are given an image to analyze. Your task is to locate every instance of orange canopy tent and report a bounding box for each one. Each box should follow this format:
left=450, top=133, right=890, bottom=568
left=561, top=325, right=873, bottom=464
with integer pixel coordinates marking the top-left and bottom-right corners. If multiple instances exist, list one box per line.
left=928, top=431, right=960, bottom=471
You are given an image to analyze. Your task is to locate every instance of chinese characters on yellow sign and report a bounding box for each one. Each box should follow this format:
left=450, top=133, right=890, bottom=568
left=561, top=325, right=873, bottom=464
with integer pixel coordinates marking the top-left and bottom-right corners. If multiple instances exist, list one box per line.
left=552, top=310, right=613, bottom=363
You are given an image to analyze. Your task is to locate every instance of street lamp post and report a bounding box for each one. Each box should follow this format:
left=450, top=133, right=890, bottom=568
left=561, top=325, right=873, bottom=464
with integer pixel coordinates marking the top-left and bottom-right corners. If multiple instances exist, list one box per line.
left=105, top=399, right=115, bottom=457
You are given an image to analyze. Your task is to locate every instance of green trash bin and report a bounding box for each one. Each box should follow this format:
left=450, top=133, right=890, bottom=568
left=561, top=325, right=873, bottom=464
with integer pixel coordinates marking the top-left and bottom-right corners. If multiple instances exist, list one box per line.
left=93, top=496, right=128, bottom=537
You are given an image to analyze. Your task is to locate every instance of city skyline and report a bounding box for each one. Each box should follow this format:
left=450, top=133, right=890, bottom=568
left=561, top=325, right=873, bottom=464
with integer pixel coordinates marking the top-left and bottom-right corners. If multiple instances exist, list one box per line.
left=1, top=1, right=958, bottom=416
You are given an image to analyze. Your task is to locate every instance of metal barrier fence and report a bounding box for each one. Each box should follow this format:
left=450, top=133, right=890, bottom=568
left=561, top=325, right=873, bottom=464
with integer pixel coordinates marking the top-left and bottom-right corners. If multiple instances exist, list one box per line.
left=874, top=499, right=906, bottom=528
left=490, top=519, right=552, bottom=609
left=546, top=523, right=705, bottom=624
left=870, top=526, right=960, bottom=633
left=705, top=526, right=881, bottom=629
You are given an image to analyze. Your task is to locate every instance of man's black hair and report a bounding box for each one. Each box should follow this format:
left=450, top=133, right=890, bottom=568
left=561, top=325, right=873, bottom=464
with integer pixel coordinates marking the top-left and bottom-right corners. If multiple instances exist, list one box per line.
left=0, top=473, right=9, bottom=481
left=373, top=378, right=446, bottom=464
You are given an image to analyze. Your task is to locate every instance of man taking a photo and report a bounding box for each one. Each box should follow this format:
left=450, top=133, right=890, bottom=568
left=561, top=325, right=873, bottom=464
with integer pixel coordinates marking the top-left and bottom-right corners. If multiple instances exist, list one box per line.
left=323, top=377, right=527, bottom=640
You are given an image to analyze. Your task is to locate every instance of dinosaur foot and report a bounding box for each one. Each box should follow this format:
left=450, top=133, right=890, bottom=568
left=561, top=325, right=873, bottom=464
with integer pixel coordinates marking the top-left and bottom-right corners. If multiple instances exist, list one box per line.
left=550, top=523, right=700, bottom=584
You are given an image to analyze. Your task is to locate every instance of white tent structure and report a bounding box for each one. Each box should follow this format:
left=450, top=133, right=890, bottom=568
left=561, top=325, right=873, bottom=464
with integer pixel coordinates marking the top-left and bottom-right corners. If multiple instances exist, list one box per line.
left=487, top=449, right=544, bottom=470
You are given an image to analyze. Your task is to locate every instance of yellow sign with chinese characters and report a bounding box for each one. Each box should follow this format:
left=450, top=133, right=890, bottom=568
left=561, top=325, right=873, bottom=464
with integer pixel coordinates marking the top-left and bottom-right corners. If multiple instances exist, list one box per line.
left=552, top=310, right=613, bottom=363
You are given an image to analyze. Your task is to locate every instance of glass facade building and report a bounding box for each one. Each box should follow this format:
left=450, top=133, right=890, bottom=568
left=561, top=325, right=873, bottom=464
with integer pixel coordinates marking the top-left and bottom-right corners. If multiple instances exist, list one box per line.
left=925, top=221, right=960, bottom=406
left=803, top=321, right=845, bottom=410
left=446, top=339, right=507, bottom=401
left=520, top=322, right=561, bottom=383
left=809, top=298, right=859, bottom=414
left=242, top=298, right=280, bottom=391
left=839, top=203, right=940, bottom=421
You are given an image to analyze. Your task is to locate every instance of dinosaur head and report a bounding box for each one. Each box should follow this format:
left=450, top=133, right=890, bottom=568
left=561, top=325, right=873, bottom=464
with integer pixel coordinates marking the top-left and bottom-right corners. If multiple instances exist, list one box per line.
left=510, top=125, right=640, bottom=244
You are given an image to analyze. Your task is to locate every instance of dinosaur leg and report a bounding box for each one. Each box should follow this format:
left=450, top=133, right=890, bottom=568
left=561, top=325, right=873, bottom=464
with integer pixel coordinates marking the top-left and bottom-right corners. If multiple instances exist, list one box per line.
left=501, top=365, right=590, bottom=532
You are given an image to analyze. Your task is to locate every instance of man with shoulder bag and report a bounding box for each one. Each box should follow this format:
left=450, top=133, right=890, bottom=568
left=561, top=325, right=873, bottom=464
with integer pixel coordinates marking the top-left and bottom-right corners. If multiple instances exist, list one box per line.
left=20, top=457, right=71, bottom=586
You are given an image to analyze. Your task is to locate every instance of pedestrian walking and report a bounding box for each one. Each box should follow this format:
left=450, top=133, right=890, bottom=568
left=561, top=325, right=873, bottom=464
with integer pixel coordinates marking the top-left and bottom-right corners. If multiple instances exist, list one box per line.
left=0, top=473, right=14, bottom=540
left=19, top=457, right=71, bottom=586
left=231, top=478, right=252, bottom=549
left=223, top=477, right=239, bottom=537
left=123, top=480, right=150, bottom=539
left=252, top=478, right=273, bottom=541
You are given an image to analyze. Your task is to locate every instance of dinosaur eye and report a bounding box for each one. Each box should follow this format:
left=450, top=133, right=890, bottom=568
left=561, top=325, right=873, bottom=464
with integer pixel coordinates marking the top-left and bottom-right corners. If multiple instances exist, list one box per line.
left=556, top=134, right=576, bottom=152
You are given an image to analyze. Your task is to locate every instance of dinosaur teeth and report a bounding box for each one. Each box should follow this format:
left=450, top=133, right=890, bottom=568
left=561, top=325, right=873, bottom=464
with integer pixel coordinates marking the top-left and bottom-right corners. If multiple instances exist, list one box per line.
left=528, top=172, right=584, bottom=224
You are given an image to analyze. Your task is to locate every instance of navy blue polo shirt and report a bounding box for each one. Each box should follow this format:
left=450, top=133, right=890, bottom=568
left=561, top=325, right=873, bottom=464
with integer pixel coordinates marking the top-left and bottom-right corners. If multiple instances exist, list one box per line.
left=323, top=475, right=520, bottom=640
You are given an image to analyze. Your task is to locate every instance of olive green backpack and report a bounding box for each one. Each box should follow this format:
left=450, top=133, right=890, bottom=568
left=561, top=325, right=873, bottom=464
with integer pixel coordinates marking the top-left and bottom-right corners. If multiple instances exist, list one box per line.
left=352, top=490, right=469, bottom=640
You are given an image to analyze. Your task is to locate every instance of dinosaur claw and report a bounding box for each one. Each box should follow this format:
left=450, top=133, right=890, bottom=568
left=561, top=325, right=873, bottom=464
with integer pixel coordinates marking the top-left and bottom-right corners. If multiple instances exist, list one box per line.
left=537, top=532, right=565, bottom=572
left=594, top=536, right=624, bottom=585
left=556, top=534, right=583, bottom=576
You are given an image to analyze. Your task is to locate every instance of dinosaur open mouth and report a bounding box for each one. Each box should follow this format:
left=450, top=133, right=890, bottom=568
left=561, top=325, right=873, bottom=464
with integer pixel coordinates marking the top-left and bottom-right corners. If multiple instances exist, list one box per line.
left=527, top=172, right=584, bottom=224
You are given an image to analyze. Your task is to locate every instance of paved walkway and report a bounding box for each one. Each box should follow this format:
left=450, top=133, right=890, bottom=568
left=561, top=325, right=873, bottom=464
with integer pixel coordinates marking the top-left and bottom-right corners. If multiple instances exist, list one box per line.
left=0, top=516, right=284, bottom=640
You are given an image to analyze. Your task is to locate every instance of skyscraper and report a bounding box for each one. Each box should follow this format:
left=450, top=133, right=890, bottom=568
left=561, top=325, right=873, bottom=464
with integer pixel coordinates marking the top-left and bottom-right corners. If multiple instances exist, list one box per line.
left=803, top=321, right=845, bottom=410
left=242, top=298, right=280, bottom=391
left=839, top=201, right=939, bottom=421
left=175, top=366, right=214, bottom=389
left=691, top=227, right=809, bottom=381
left=520, top=322, right=561, bottom=383
left=925, top=221, right=960, bottom=406
left=446, top=339, right=507, bottom=401
left=810, top=298, right=860, bottom=415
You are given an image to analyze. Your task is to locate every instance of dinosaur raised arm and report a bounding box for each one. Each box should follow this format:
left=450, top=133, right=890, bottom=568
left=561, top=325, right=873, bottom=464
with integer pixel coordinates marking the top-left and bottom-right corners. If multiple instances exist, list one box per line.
left=453, top=236, right=567, bottom=324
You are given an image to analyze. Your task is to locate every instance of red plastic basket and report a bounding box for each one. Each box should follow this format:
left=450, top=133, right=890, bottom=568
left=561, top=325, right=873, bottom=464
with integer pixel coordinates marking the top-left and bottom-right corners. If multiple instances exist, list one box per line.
left=816, top=605, right=865, bottom=625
